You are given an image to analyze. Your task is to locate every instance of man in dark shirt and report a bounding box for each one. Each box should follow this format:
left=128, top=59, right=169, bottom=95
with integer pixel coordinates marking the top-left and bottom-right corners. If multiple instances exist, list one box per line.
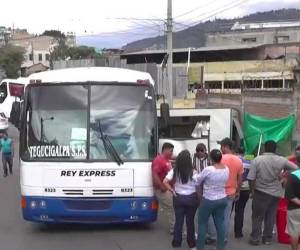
left=285, top=169, right=300, bottom=250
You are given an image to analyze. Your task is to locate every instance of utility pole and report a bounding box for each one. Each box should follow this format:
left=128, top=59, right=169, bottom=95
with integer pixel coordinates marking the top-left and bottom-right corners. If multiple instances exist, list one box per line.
left=167, top=0, right=173, bottom=108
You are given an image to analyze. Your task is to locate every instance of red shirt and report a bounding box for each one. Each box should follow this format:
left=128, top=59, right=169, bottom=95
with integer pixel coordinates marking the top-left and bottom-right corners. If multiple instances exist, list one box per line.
left=288, top=155, right=297, bottom=164
left=152, top=154, right=172, bottom=182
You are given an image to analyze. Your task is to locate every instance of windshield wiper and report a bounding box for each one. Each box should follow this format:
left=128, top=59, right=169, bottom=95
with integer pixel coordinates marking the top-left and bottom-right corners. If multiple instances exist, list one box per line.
left=96, top=120, right=124, bottom=166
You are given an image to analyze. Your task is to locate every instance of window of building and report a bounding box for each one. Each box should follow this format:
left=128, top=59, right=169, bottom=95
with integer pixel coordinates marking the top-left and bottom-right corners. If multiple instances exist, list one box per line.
left=263, top=80, right=282, bottom=88
left=45, top=54, right=50, bottom=61
left=243, top=80, right=261, bottom=89
left=29, top=53, right=33, bottom=61
left=276, top=36, right=290, bottom=43
left=38, top=53, right=43, bottom=61
left=224, top=81, right=241, bottom=89
left=242, top=37, right=257, bottom=43
left=206, top=81, right=222, bottom=93
left=207, top=81, right=222, bottom=89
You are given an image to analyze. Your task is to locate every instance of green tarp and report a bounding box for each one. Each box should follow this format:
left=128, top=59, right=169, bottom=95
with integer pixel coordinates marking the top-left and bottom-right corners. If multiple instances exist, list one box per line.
left=243, top=113, right=296, bottom=156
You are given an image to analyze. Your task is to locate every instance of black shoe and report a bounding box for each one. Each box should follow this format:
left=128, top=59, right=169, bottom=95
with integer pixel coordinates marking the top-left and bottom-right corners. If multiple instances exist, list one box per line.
left=249, top=239, right=260, bottom=246
left=3, top=174, right=7, bottom=177
left=235, top=233, right=243, bottom=238
left=171, top=240, right=181, bottom=248
left=262, top=238, right=272, bottom=245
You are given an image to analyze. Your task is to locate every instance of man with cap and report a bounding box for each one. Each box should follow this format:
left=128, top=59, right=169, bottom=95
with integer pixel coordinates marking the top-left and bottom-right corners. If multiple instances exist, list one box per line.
left=247, top=140, right=298, bottom=246
left=206, top=137, right=243, bottom=245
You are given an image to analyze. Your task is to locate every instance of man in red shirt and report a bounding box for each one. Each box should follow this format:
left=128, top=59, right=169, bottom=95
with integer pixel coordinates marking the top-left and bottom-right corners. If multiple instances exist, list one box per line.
left=152, top=142, right=174, bottom=233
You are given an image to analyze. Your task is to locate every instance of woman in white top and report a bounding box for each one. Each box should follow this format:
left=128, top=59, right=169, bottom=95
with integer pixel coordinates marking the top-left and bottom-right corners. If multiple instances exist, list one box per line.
left=163, top=150, right=198, bottom=250
left=194, top=149, right=229, bottom=250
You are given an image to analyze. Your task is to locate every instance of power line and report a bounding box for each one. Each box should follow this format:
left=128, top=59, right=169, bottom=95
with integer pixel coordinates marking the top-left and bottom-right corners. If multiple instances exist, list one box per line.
left=180, top=0, right=251, bottom=27
left=174, top=0, right=218, bottom=19
left=108, top=17, right=165, bottom=22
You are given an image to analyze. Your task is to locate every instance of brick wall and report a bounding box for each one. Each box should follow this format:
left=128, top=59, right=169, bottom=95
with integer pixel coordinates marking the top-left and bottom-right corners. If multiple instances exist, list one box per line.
left=196, top=93, right=242, bottom=111
left=244, top=90, right=293, bottom=119
left=195, top=88, right=300, bottom=137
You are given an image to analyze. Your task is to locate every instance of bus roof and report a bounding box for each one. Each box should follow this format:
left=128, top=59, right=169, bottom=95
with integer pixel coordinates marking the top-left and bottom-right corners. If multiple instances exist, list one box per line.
left=0, top=77, right=30, bottom=85
left=28, top=67, right=155, bottom=85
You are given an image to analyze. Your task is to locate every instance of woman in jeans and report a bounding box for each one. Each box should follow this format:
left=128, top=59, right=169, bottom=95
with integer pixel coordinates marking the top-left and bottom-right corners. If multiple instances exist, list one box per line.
left=163, top=150, right=198, bottom=250
left=194, top=149, right=229, bottom=250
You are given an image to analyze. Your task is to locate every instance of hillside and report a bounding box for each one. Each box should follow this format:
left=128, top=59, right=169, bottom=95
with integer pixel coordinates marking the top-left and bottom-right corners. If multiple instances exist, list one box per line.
left=122, top=8, right=300, bottom=52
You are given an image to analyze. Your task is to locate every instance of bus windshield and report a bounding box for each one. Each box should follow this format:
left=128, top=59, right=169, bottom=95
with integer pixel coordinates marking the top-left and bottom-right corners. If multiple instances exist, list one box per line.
left=21, top=83, right=156, bottom=162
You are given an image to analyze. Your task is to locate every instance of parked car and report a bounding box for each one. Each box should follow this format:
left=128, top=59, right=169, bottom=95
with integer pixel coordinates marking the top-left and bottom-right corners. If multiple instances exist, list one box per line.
left=0, top=112, right=9, bottom=131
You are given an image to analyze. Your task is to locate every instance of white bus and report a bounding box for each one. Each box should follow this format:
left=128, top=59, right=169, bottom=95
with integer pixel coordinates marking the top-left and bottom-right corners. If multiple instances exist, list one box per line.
left=18, top=67, right=158, bottom=224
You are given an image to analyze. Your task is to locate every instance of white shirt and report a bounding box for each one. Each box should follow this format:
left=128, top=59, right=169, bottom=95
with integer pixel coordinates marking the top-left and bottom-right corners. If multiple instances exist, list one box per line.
left=165, top=169, right=197, bottom=195
left=194, top=166, right=229, bottom=200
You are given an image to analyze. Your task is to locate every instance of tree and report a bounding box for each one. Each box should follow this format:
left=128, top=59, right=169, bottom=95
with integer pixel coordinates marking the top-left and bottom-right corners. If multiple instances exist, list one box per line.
left=0, top=45, right=25, bottom=78
left=50, top=45, right=104, bottom=61
left=42, top=30, right=65, bottom=39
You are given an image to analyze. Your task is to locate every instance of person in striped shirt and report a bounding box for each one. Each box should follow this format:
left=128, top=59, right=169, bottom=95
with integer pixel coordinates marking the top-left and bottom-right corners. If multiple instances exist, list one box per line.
left=193, top=143, right=210, bottom=173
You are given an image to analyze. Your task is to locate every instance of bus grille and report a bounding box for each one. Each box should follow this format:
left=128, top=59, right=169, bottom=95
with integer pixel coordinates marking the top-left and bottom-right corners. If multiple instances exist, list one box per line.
left=63, top=189, right=84, bottom=195
left=92, top=189, right=113, bottom=195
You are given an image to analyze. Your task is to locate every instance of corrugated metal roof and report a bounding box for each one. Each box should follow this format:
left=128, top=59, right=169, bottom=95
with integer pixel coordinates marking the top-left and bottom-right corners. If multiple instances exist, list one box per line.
left=122, top=44, right=265, bottom=56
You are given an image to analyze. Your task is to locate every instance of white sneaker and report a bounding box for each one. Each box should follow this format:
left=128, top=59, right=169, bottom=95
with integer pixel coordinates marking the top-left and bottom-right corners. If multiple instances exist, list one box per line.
left=190, top=248, right=196, bottom=250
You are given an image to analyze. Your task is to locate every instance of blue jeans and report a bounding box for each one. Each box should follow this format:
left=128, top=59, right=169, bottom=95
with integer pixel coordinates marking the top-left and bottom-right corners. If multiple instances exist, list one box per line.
left=207, top=196, right=234, bottom=241
left=2, top=153, right=13, bottom=176
left=197, top=197, right=227, bottom=250
left=172, top=192, right=198, bottom=248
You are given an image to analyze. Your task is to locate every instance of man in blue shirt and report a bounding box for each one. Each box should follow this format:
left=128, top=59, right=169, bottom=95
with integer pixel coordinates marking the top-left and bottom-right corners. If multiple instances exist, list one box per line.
left=0, top=131, right=14, bottom=177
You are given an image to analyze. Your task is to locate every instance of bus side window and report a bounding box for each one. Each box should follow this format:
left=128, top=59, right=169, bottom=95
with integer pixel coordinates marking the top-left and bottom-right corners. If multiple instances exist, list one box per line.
left=0, top=82, right=8, bottom=103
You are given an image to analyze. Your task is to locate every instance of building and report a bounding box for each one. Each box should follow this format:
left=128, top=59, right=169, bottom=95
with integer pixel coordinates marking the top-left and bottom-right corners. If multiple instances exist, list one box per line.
left=65, top=32, right=76, bottom=47
left=206, top=21, right=300, bottom=47
left=0, top=26, right=11, bottom=47
left=9, top=31, right=58, bottom=76
left=121, top=42, right=300, bottom=140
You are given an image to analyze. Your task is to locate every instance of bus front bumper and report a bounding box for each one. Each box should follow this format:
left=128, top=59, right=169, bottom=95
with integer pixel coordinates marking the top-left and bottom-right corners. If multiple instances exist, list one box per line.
left=21, top=196, right=158, bottom=224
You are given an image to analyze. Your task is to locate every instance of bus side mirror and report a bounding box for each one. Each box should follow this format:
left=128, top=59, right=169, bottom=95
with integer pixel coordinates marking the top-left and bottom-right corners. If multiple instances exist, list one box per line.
left=160, top=102, right=170, bottom=127
left=10, top=101, right=21, bottom=129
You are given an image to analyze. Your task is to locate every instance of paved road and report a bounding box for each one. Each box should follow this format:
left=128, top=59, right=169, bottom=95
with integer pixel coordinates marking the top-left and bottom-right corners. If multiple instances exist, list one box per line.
left=0, top=126, right=288, bottom=250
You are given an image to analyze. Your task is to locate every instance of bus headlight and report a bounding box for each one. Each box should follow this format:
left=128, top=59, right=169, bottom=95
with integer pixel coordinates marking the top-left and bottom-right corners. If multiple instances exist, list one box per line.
left=40, top=200, right=46, bottom=208
left=131, top=201, right=137, bottom=210
left=30, top=201, right=37, bottom=209
left=141, top=202, right=148, bottom=210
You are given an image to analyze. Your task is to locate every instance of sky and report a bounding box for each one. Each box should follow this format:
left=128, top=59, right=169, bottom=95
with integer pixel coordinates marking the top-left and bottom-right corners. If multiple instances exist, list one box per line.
left=1, top=0, right=300, bottom=47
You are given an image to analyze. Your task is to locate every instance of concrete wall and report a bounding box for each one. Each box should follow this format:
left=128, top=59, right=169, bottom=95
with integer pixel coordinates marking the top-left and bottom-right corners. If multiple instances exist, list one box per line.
left=53, top=59, right=106, bottom=69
